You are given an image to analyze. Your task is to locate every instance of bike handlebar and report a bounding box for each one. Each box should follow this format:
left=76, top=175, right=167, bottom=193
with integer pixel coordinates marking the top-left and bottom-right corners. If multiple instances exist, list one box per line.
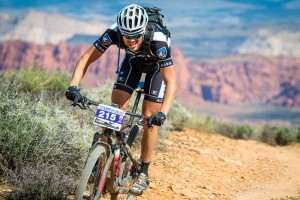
left=73, top=96, right=148, bottom=126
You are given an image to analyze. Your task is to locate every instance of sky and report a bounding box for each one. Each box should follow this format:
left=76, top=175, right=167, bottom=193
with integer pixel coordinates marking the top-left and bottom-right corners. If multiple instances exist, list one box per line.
left=1, top=0, right=300, bottom=58
left=1, top=0, right=300, bottom=23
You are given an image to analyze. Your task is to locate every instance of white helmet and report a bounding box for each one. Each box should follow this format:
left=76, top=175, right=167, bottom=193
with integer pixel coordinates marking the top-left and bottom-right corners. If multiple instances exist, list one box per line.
left=117, top=4, right=148, bottom=36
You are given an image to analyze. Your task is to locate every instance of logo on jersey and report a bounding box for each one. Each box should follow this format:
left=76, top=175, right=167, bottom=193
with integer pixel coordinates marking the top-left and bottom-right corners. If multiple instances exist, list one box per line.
left=118, top=76, right=125, bottom=82
left=94, top=41, right=105, bottom=52
left=156, top=47, right=167, bottom=59
left=160, top=61, right=173, bottom=67
left=151, top=90, right=158, bottom=95
left=102, top=33, right=112, bottom=46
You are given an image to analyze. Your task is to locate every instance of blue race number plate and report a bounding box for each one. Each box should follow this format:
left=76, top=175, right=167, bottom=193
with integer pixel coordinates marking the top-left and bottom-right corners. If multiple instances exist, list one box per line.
left=93, top=104, right=125, bottom=131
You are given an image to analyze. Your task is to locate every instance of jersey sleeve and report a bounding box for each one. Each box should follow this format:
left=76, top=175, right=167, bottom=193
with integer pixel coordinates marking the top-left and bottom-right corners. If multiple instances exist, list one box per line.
left=93, top=23, right=118, bottom=53
left=150, top=30, right=173, bottom=68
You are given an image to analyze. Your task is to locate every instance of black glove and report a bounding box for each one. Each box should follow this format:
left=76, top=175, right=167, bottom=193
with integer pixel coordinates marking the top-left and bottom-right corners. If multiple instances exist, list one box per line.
left=147, top=112, right=167, bottom=128
left=65, top=86, right=81, bottom=106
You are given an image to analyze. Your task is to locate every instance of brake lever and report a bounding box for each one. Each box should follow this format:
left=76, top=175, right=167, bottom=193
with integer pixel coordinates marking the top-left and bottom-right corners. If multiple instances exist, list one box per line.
left=74, top=103, right=86, bottom=110
left=72, top=96, right=88, bottom=110
left=137, top=115, right=148, bottom=126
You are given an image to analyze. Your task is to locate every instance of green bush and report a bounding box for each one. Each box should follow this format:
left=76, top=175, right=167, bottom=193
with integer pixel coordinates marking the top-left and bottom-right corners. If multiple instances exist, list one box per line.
left=167, top=99, right=191, bottom=131
left=6, top=165, right=75, bottom=200
left=213, top=122, right=237, bottom=138
left=274, top=126, right=294, bottom=146
left=184, top=115, right=213, bottom=133
left=259, top=125, right=296, bottom=146
left=2, top=67, right=70, bottom=100
left=0, top=77, right=96, bottom=198
left=235, top=125, right=254, bottom=140
left=260, top=125, right=277, bottom=145
left=297, top=127, right=300, bottom=142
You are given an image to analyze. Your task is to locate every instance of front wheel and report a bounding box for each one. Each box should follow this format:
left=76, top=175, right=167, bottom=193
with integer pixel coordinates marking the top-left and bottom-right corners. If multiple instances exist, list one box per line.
left=75, top=145, right=108, bottom=200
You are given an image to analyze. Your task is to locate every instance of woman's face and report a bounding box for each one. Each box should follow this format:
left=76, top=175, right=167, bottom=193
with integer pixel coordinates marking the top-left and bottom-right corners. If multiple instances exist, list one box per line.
left=122, top=34, right=144, bottom=52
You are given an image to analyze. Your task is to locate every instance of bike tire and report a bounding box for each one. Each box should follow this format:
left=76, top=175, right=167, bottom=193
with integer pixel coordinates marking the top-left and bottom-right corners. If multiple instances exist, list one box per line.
left=75, top=145, right=107, bottom=200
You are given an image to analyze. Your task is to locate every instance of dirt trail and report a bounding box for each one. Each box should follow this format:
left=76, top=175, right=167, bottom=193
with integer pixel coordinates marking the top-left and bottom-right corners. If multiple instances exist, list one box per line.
left=1, top=128, right=299, bottom=200
left=137, top=128, right=300, bottom=200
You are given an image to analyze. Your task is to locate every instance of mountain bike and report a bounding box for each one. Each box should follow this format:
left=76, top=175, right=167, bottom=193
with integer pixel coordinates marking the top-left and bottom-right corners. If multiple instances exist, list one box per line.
left=74, top=82, right=147, bottom=200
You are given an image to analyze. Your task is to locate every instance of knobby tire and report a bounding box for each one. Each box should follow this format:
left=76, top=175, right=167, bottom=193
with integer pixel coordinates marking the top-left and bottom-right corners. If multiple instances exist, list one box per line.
left=75, top=145, right=107, bottom=200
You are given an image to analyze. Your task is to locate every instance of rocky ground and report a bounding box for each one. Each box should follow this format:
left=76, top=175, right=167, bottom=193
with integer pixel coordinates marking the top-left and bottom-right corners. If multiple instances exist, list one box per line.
left=1, top=128, right=299, bottom=200
left=137, top=128, right=300, bottom=200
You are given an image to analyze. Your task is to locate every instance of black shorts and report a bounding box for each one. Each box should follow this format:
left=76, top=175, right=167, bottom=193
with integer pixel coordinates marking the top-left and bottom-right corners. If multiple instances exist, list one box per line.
left=114, top=56, right=165, bottom=103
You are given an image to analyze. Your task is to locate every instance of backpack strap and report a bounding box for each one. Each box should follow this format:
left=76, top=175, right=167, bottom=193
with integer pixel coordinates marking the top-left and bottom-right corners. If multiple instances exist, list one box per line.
left=116, top=29, right=125, bottom=75
left=143, top=23, right=155, bottom=56
left=142, top=7, right=168, bottom=56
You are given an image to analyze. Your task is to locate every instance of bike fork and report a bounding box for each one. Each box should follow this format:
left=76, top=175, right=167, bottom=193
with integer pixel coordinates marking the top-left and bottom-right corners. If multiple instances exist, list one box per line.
left=96, top=154, right=113, bottom=194
left=112, top=149, right=121, bottom=192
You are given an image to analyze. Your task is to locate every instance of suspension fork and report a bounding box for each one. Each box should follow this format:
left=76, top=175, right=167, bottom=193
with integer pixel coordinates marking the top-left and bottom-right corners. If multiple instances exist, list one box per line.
left=94, top=142, right=113, bottom=194
left=96, top=144, right=124, bottom=194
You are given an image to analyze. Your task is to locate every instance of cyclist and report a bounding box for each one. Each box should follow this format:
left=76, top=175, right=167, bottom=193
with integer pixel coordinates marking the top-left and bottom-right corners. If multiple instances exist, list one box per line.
left=65, top=4, right=176, bottom=196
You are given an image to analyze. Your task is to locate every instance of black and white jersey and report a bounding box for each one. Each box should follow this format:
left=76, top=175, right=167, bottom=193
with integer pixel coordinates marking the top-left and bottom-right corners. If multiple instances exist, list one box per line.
left=93, top=23, right=173, bottom=68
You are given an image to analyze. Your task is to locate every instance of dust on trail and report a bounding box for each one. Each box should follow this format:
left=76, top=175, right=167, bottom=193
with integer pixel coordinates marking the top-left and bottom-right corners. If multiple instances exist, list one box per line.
left=137, top=128, right=300, bottom=200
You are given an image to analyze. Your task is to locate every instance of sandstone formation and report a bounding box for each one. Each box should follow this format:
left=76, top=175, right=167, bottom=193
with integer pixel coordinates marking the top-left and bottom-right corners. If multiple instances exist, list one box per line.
left=0, top=40, right=299, bottom=108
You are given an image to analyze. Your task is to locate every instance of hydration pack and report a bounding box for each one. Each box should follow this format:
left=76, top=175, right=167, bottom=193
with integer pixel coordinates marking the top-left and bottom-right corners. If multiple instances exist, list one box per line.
left=142, top=7, right=171, bottom=55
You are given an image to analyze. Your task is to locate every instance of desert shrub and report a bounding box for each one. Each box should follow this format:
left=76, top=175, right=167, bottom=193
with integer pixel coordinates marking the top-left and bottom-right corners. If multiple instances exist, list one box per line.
left=297, top=127, right=300, bottom=142
left=42, top=71, right=71, bottom=98
left=274, top=126, right=294, bottom=146
left=235, top=125, right=254, bottom=140
left=259, top=125, right=296, bottom=146
left=2, top=67, right=70, bottom=100
left=185, top=115, right=213, bottom=133
left=260, top=125, right=277, bottom=145
left=167, top=99, right=191, bottom=131
left=213, top=122, right=237, bottom=138
left=0, top=80, right=90, bottom=173
left=6, top=165, right=75, bottom=200
left=0, top=77, right=95, bottom=199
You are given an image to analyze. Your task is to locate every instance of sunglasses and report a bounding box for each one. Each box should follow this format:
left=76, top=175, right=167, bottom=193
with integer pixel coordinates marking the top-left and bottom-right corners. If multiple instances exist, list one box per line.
left=123, top=33, right=143, bottom=39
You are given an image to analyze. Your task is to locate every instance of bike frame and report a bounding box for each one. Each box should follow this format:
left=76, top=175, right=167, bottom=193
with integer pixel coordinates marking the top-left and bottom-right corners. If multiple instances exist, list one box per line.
left=79, top=83, right=146, bottom=198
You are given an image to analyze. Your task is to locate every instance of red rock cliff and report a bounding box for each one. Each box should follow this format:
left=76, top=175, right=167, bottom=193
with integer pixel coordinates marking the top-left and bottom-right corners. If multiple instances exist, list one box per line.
left=1, top=40, right=300, bottom=108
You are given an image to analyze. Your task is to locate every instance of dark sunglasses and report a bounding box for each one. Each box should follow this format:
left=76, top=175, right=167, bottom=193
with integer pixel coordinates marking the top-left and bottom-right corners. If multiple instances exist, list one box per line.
left=123, top=33, right=143, bottom=39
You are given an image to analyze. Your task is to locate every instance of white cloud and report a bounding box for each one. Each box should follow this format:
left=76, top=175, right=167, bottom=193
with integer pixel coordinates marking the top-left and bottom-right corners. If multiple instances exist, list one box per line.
left=237, top=29, right=300, bottom=56
left=118, top=0, right=258, bottom=12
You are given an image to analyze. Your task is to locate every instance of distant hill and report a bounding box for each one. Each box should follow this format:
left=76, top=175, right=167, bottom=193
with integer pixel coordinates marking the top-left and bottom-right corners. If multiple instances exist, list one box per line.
left=0, top=9, right=107, bottom=44
left=1, top=40, right=300, bottom=110
left=1, top=10, right=300, bottom=59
